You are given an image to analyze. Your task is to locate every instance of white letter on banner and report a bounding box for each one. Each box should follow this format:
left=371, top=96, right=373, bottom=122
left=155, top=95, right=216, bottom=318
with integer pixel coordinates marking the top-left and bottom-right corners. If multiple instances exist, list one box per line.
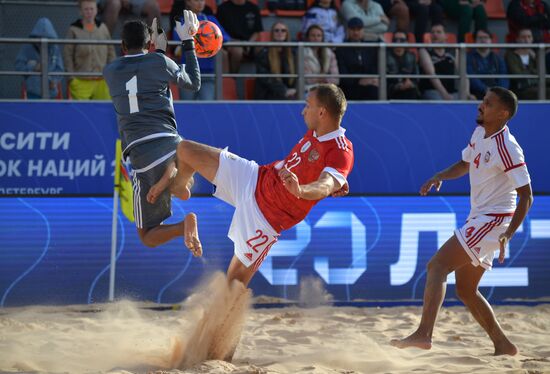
left=7, top=160, right=21, bottom=177
left=28, top=160, right=43, bottom=176
left=313, top=212, right=366, bottom=285
left=58, top=160, right=74, bottom=180
left=258, top=221, right=311, bottom=285
left=390, top=213, right=456, bottom=286
left=52, top=133, right=70, bottom=150
left=0, top=133, right=15, bottom=150
left=17, top=132, right=34, bottom=150
left=75, top=160, right=90, bottom=176
left=42, top=160, right=58, bottom=177
left=0, top=161, right=6, bottom=176
left=91, top=155, right=105, bottom=176
left=35, top=132, right=52, bottom=150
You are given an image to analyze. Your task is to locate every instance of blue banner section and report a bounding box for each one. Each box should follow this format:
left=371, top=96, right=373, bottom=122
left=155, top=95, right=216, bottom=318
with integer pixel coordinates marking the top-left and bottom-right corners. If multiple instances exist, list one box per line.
left=1, top=196, right=549, bottom=307
left=0, top=102, right=549, bottom=195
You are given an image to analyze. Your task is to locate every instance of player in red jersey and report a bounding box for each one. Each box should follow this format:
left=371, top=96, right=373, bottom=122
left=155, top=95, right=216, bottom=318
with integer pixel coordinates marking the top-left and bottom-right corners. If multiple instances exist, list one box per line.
left=174, top=83, right=354, bottom=286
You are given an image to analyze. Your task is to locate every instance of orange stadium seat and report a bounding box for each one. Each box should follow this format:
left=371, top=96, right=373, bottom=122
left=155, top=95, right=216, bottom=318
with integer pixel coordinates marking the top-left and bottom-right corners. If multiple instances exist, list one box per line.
left=275, top=9, right=305, bottom=16
left=257, top=31, right=272, bottom=41
left=485, top=0, right=506, bottom=19
left=223, top=77, right=238, bottom=100
left=158, top=0, right=174, bottom=14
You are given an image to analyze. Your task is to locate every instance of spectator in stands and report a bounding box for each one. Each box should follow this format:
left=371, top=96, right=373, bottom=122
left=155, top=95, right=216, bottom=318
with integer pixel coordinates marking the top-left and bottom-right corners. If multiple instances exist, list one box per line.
left=15, top=18, right=64, bottom=99
left=341, top=0, right=389, bottom=40
left=505, top=28, right=550, bottom=99
left=301, top=0, right=345, bottom=43
left=440, top=0, right=487, bottom=42
left=254, top=22, right=296, bottom=99
left=98, top=0, right=161, bottom=34
left=304, top=25, right=340, bottom=92
left=419, top=23, right=470, bottom=100
left=174, top=0, right=230, bottom=100
left=64, top=0, right=116, bottom=100
left=507, top=0, right=550, bottom=42
left=467, top=28, right=508, bottom=99
left=375, top=0, right=410, bottom=35
left=217, top=0, right=263, bottom=73
left=406, top=0, right=444, bottom=42
left=170, top=0, right=214, bottom=32
left=336, top=17, right=379, bottom=99
left=387, top=31, right=420, bottom=99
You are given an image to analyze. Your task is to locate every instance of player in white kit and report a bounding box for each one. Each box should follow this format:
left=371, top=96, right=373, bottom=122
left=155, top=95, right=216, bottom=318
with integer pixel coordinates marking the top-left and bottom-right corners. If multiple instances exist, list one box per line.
left=391, top=87, right=533, bottom=356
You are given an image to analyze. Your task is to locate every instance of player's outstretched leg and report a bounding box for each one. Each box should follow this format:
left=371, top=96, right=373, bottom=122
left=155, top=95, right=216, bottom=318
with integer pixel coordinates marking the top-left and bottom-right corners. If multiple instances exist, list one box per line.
left=391, top=235, right=471, bottom=350
left=175, top=140, right=222, bottom=189
left=183, top=212, right=202, bottom=257
left=455, top=265, right=518, bottom=356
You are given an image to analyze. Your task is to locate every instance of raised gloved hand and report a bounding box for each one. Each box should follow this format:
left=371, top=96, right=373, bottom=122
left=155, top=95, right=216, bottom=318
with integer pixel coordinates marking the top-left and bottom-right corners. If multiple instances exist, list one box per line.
left=151, top=18, right=167, bottom=52
left=175, top=9, right=199, bottom=41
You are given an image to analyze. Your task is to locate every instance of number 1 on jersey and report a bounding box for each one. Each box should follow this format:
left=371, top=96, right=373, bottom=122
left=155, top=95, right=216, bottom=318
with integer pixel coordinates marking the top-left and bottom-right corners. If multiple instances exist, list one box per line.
left=125, top=75, right=138, bottom=113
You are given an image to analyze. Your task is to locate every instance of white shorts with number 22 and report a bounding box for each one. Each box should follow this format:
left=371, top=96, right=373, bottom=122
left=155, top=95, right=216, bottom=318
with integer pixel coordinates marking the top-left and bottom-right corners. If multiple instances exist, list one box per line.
left=213, top=149, right=279, bottom=271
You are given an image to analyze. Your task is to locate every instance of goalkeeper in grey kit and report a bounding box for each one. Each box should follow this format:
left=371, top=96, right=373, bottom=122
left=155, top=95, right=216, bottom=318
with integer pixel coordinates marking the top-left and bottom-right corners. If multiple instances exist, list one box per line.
left=103, top=11, right=203, bottom=254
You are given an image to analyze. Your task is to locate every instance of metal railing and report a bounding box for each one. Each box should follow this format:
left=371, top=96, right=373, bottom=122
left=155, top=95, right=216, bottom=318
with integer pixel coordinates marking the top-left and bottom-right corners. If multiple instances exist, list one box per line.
left=1, top=37, right=549, bottom=100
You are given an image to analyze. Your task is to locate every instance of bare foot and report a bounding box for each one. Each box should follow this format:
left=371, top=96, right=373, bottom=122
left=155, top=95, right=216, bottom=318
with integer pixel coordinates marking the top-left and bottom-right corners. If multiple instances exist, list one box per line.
left=183, top=212, right=202, bottom=257
left=494, top=340, right=518, bottom=356
left=171, top=176, right=194, bottom=201
left=147, top=178, right=170, bottom=204
left=390, top=332, right=432, bottom=350
left=147, top=166, right=178, bottom=204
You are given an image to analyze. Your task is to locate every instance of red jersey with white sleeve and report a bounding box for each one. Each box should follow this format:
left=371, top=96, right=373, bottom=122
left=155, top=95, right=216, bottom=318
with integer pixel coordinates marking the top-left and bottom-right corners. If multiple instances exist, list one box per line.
left=461, top=125, right=531, bottom=219
left=255, top=127, right=354, bottom=233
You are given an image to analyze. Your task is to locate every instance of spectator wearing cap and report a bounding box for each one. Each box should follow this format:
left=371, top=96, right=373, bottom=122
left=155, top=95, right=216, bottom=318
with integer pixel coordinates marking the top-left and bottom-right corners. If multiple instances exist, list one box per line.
left=336, top=17, right=379, bottom=100
left=341, top=0, right=388, bottom=40
left=466, top=28, right=508, bottom=99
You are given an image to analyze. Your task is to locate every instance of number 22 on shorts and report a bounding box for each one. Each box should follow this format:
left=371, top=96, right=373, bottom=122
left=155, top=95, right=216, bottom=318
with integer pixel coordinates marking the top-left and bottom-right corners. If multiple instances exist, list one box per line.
left=246, top=229, right=277, bottom=254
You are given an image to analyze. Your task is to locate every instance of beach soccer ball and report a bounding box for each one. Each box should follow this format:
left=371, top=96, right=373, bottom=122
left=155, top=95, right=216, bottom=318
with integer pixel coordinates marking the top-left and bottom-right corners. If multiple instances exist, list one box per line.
left=194, top=20, right=223, bottom=58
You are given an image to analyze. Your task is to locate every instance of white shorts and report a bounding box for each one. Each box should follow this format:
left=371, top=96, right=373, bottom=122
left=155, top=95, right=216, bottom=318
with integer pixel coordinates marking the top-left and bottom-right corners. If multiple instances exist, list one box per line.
left=455, top=214, right=512, bottom=270
left=213, top=149, right=279, bottom=270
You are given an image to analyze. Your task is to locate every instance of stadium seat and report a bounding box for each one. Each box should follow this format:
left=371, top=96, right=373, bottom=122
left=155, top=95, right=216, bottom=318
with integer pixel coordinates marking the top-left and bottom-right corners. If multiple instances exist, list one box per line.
left=257, top=31, right=272, bottom=41
left=244, top=78, right=256, bottom=99
left=275, top=9, right=305, bottom=16
left=423, top=32, right=457, bottom=44
left=222, top=77, right=238, bottom=100
left=158, top=0, right=174, bottom=14
left=485, top=0, right=506, bottom=19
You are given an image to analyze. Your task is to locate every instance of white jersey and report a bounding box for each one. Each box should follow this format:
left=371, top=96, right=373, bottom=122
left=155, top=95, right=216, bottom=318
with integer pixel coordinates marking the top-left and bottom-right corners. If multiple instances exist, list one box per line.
left=462, top=125, right=531, bottom=219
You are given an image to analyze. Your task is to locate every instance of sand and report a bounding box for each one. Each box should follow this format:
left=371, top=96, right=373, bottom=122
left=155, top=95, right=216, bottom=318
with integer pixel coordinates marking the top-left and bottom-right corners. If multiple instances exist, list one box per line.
left=0, top=274, right=549, bottom=374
